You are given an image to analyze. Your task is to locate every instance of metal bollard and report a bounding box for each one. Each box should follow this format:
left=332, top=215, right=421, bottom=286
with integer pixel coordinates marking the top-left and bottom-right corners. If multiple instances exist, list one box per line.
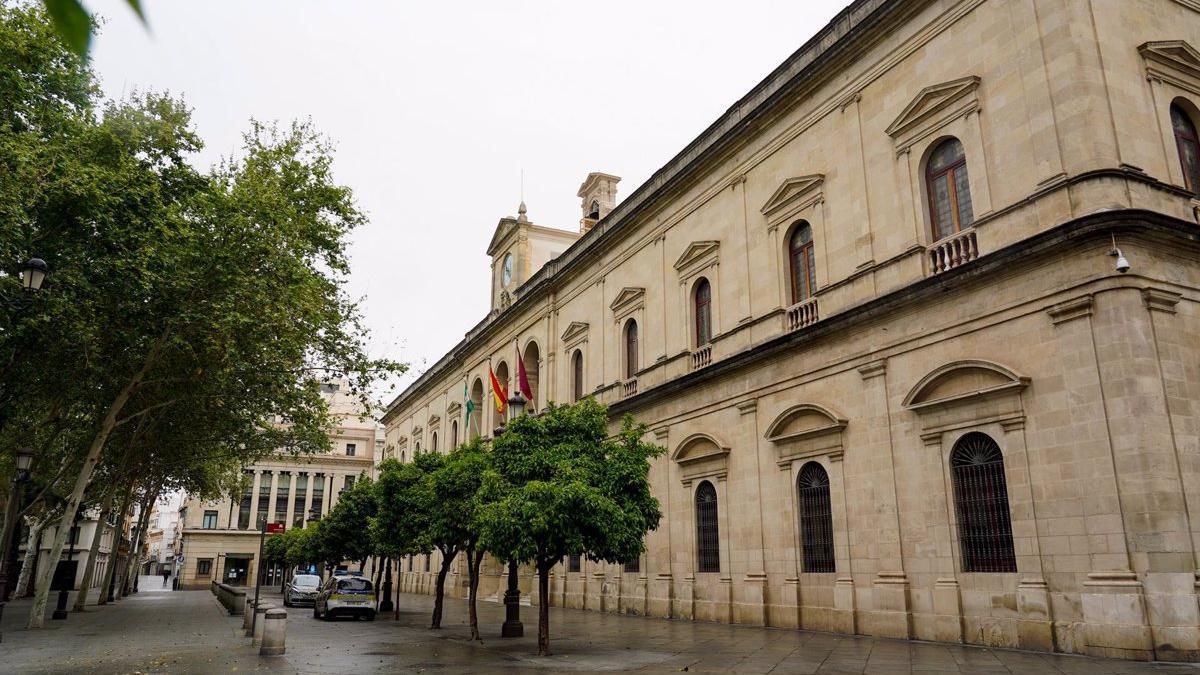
left=252, top=603, right=273, bottom=646
left=259, top=608, right=287, bottom=656
left=243, top=600, right=256, bottom=635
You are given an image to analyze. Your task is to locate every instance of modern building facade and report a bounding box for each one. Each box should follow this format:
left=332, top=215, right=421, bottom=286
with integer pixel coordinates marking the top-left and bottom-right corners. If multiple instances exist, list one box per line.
left=175, top=382, right=379, bottom=590
left=381, top=0, right=1200, bottom=662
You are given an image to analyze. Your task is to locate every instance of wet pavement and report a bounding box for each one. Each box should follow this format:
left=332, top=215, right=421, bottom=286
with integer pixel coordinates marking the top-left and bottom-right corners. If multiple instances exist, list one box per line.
left=2, top=576, right=1199, bottom=673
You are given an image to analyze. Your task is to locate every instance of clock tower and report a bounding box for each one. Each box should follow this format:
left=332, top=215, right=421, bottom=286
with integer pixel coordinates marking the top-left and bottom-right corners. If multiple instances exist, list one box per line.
left=485, top=195, right=590, bottom=315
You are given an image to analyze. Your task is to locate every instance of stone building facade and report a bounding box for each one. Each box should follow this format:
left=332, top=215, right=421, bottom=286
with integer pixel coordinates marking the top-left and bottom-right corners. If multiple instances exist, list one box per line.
left=381, top=0, right=1200, bottom=661
left=175, top=382, right=379, bottom=590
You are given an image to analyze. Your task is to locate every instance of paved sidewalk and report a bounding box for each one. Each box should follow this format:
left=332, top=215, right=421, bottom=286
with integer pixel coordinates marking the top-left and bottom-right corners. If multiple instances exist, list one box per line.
left=4, top=580, right=1200, bottom=673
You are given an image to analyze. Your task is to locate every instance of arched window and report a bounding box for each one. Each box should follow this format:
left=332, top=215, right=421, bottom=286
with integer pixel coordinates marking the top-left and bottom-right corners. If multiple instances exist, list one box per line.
left=451, top=420, right=458, bottom=448
left=572, top=349, right=584, bottom=402
left=624, top=319, right=639, bottom=379
left=522, top=341, right=540, bottom=409
left=431, top=432, right=438, bottom=453
left=693, top=278, right=712, bottom=346
left=695, top=480, right=720, bottom=573
left=1172, top=103, right=1200, bottom=194
left=469, top=379, right=484, bottom=440
left=797, top=462, right=835, bottom=573
left=950, top=432, right=1016, bottom=573
left=788, top=222, right=816, bottom=303
left=926, top=138, right=973, bottom=241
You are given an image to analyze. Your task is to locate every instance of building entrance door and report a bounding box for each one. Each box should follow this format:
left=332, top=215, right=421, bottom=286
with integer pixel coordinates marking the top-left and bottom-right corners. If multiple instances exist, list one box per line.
left=223, top=556, right=251, bottom=586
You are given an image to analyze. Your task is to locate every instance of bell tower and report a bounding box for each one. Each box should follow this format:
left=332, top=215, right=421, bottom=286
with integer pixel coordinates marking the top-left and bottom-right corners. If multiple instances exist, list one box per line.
left=577, top=172, right=621, bottom=233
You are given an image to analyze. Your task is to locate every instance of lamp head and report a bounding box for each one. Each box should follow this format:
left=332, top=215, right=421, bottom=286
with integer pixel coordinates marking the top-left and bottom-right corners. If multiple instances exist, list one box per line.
left=20, top=258, right=48, bottom=292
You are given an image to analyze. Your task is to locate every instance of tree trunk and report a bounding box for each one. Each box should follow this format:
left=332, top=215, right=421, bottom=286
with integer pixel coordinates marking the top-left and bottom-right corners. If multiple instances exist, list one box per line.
left=430, top=547, right=456, bottom=629
left=393, top=559, right=400, bottom=621
left=26, top=353, right=155, bottom=628
left=467, top=546, right=483, bottom=641
left=13, top=513, right=45, bottom=598
left=121, top=491, right=155, bottom=597
left=98, top=482, right=135, bottom=606
left=73, top=485, right=118, bottom=611
left=538, top=565, right=551, bottom=656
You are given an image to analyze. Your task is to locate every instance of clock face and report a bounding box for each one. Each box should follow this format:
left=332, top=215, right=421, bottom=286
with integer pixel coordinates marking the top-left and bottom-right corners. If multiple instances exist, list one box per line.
left=502, top=253, right=514, bottom=287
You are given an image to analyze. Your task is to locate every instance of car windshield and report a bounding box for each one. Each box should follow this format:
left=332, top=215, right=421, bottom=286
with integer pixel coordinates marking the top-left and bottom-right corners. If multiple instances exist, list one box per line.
left=293, top=575, right=320, bottom=588
left=337, top=578, right=372, bottom=593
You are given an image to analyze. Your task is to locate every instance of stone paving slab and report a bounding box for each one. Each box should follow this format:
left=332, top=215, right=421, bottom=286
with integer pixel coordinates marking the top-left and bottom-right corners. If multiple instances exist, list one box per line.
left=4, top=577, right=1200, bottom=673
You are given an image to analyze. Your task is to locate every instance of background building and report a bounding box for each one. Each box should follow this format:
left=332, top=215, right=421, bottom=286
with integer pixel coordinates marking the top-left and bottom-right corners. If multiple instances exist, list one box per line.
left=175, top=382, right=380, bottom=589
left=382, top=0, right=1200, bottom=663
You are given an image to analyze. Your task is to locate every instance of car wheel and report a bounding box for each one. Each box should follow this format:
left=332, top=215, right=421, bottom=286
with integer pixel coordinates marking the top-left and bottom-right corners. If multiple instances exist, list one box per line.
left=365, top=611, right=376, bottom=622
left=313, top=604, right=320, bottom=619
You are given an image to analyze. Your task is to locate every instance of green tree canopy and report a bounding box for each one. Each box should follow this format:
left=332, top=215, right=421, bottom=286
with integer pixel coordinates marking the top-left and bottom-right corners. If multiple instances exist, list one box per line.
left=478, top=399, right=665, bottom=655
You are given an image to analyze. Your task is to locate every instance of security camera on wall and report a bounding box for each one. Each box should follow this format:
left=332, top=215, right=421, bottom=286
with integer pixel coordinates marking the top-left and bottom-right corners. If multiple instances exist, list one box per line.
left=1109, top=235, right=1130, bottom=274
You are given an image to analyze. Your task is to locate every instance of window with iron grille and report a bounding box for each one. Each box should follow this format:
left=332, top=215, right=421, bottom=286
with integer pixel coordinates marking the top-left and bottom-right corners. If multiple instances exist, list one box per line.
left=950, top=433, right=1017, bottom=573
left=624, top=557, right=640, bottom=573
left=568, top=554, right=581, bottom=573
left=797, top=462, right=835, bottom=573
left=695, top=481, right=720, bottom=573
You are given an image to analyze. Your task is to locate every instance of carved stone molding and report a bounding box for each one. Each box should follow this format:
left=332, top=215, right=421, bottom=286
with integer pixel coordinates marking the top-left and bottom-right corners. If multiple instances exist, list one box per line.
left=1140, top=40, right=1200, bottom=95
left=1046, top=295, right=1094, bottom=325
left=610, top=287, right=646, bottom=321
left=674, top=241, right=720, bottom=283
left=672, top=433, right=730, bottom=485
left=560, top=321, right=590, bottom=352
left=1142, top=287, right=1183, bottom=314
left=857, top=360, right=887, bottom=380
left=764, top=404, right=847, bottom=467
left=761, top=174, right=825, bottom=228
left=886, top=76, right=981, bottom=153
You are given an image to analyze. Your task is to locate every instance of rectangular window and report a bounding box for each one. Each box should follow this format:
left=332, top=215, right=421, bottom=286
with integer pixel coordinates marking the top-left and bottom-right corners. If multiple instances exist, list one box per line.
left=293, top=474, right=308, bottom=527
left=256, top=472, right=273, bottom=529
left=346, top=443, right=356, bottom=456
left=344, top=475, right=356, bottom=491
left=310, top=474, right=325, bottom=520
left=275, top=472, right=290, bottom=524
left=237, top=472, right=253, bottom=530
left=197, top=559, right=213, bottom=576
left=624, top=558, right=640, bottom=574
left=568, top=554, right=581, bottom=573
left=202, top=511, right=218, bottom=529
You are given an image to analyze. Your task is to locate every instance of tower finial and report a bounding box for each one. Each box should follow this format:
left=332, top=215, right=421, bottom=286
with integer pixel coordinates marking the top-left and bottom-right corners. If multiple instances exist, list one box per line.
left=517, top=169, right=529, bottom=223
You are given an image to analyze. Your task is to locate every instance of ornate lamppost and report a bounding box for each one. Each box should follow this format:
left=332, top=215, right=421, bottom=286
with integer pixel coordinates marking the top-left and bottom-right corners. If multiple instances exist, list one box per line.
left=0, top=447, right=35, bottom=642
left=1, top=258, right=49, bottom=311
left=498, top=391, right=526, bottom=638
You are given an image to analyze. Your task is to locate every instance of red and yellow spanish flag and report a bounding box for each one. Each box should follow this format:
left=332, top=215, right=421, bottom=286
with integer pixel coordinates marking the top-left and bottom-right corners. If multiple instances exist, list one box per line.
left=488, top=364, right=507, bottom=416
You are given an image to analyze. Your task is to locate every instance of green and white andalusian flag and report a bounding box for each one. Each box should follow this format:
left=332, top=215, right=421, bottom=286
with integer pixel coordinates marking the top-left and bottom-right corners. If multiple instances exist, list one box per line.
left=464, top=382, right=475, bottom=431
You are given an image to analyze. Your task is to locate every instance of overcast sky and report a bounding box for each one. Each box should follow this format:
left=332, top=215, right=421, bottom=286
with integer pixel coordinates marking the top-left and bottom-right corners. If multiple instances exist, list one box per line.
left=85, top=0, right=846, bottom=399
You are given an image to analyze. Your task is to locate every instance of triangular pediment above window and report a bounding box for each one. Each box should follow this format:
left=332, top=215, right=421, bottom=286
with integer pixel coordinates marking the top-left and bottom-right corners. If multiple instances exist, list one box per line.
left=560, top=321, right=590, bottom=346
left=427, top=415, right=441, bottom=429
left=886, top=76, right=981, bottom=148
left=673, top=240, right=720, bottom=271
left=609, top=287, right=646, bottom=315
left=446, top=401, right=462, bottom=416
left=760, top=175, right=824, bottom=221
left=1140, top=40, right=1200, bottom=89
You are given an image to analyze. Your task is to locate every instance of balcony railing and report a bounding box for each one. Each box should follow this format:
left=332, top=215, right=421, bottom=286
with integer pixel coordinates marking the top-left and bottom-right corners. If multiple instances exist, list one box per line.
left=928, top=228, right=978, bottom=274
left=690, top=344, right=712, bottom=370
left=621, top=378, right=638, bottom=398
left=786, top=297, right=819, bottom=332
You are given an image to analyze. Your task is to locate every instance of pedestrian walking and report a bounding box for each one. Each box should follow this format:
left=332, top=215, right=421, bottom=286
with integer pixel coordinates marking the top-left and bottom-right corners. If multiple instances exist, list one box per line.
left=162, top=569, right=170, bottom=587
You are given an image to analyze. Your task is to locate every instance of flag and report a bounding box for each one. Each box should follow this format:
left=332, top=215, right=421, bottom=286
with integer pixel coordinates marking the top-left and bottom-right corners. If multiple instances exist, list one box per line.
left=463, top=382, right=474, bottom=430
left=488, top=364, right=507, bottom=416
left=516, top=340, right=534, bottom=401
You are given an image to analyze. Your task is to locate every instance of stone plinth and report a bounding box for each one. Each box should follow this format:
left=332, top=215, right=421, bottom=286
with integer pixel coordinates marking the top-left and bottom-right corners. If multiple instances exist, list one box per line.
left=1082, top=571, right=1153, bottom=661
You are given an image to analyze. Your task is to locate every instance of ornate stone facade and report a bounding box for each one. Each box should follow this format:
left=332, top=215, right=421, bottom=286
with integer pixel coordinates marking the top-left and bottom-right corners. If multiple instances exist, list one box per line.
left=382, top=0, right=1200, bottom=661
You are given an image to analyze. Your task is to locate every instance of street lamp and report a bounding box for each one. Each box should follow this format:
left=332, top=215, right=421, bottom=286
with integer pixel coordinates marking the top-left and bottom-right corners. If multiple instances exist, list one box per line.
left=3, top=257, right=49, bottom=311
left=0, top=447, right=36, bottom=642
left=500, top=391, right=527, bottom=639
